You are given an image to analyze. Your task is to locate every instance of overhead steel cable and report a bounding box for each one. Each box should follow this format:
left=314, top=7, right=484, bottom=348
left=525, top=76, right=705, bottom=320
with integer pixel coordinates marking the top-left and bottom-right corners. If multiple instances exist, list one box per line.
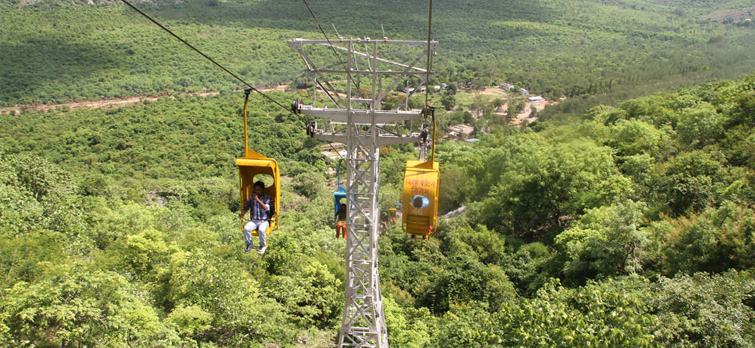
left=119, top=0, right=346, bottom=161
left=117, top=0, right=289, bottom=112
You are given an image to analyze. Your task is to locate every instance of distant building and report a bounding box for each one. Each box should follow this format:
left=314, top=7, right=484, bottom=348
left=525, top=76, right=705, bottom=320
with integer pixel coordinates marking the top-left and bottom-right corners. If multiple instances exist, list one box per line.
left=520, top=88, right=530, bottom=96
left=448, top=124, right=475, bottom=140
left=528, top=96, right=543, bottom=104
left=320, top=142, right=344, bottom=150
left=499, top=83, right=514, bottom=90
left=320, top=142, right=346, bottom=160
left=441, top=83, right=448, bottom=89
left=433, top=85, right=442, bottom=90
left=404, top=87, right=415, bottom=93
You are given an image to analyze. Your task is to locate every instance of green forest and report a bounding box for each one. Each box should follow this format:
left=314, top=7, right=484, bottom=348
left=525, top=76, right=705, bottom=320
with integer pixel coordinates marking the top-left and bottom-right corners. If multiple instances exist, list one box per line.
left=2, top=0, right=755, bottom=347
left=1, top=0, right=755, bottom=106
left=2, top=74, right=755, bottom=346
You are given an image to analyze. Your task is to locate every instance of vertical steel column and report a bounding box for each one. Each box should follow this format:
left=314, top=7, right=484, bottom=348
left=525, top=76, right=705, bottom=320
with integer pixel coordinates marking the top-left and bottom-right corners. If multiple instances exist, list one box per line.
left=338, top=39, right=388, bottom=348
left=288, top=38, right=435, bottom=348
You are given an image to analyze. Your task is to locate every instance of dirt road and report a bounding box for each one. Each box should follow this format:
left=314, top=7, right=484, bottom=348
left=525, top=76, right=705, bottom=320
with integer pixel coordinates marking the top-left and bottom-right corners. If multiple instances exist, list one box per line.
left=0, top=85, right=290, bottom=116
left=493, top=98, right=558, bottom=125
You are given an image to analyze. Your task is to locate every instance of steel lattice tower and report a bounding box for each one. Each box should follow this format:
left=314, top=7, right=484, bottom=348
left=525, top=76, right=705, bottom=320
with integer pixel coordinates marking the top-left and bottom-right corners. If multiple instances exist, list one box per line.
left=289, top=38, right=436, bottom=347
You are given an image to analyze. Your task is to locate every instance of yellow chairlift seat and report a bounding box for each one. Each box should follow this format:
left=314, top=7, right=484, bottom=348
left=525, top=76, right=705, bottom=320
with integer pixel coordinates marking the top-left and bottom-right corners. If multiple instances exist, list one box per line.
left=402, top=160, right=439, bottom=237
left=237, top=149, right=280, bottom=236
left=236, top=88, right=280, bottom=237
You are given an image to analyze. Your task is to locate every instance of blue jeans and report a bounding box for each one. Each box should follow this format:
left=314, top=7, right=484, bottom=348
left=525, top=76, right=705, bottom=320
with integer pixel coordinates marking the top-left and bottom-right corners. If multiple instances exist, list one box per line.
left=243, top=220, right=269, bottom=248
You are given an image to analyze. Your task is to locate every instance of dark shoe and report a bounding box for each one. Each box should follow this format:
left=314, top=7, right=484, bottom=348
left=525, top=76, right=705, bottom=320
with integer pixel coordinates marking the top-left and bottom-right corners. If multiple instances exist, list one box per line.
left=245, top=245, right=252, bottom=254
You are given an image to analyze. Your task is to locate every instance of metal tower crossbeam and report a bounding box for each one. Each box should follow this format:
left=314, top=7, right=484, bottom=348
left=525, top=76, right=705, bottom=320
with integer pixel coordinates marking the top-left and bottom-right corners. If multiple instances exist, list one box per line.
left=289, top=37, right=436, bottom=348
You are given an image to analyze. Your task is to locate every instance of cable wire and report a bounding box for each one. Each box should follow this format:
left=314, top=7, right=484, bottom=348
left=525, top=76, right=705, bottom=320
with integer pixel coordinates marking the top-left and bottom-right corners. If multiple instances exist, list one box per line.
left=118, top=0, right=289, bottom=111
left=120, top=0, right=346, bottom=162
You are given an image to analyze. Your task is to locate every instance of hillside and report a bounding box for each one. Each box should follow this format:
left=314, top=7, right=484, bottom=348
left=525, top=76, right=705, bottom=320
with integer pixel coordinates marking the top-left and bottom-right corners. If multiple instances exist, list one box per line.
left=1, top=71, right=754, bottom=346
left=2, top=0, right=755, bottom=346
left=1, top=0, right=755, bottom=107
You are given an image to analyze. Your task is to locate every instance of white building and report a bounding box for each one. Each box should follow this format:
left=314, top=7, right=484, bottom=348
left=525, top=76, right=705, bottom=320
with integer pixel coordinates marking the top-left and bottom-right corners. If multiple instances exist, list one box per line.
left=528, top=96, right=543, bottom=104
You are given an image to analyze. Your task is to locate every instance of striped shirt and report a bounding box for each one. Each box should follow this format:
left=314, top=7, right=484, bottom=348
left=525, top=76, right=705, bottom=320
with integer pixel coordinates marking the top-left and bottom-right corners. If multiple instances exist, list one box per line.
left=244, top=194, right=271, bottom=221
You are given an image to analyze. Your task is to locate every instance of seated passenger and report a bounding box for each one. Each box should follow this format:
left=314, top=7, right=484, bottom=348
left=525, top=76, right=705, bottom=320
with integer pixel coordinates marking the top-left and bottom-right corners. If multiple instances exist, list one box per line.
left=239, top=180, right=273, bottom=255
left=380, top=210, right=389, bottom=235
left=335, top=203, right=347, bottom=239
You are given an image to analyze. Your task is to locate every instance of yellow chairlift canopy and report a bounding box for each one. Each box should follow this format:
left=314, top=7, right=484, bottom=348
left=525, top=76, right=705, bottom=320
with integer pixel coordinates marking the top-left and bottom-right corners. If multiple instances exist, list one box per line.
left=402, top=160, right=440, bottom=237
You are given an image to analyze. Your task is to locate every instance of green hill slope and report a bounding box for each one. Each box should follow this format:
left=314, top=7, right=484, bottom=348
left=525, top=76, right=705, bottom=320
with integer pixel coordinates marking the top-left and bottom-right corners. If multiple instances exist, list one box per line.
left=1, top=70, right=754, bottom=347
left=1, top=0, right=754, bottom=106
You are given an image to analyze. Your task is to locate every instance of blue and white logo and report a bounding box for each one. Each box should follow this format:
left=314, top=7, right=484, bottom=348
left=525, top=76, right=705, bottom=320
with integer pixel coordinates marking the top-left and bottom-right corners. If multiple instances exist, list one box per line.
left=412, top=195, right=429, bottom=208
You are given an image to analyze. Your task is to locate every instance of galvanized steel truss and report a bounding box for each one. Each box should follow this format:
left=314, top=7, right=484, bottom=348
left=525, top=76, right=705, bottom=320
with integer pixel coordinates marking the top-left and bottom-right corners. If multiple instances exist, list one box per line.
left=288, top=38, right=436, bottom=348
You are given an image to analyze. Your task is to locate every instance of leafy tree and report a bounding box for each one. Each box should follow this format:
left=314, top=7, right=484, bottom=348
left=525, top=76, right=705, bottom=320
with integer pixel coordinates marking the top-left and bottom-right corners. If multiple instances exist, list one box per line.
left=651, top=271, right=755, bottom=347
left=492, top=277, right=657, bottom=348
left=651, top=201, right=755, bottom=275
left=476, top=137, right=631, bottom=238
left=121, top=228, right=172, bottom=277
left=6, top=154, right=71, bottom=199
left=168, top=304, right=213, bottom=336
left=446, top=84, right=458, bottom=95
left=0, top=264, right=184, bottom=347
left=469, top=95, right=494, bottom=118
left=607, top=119, right=674, bottom=158
left=676, top=102, right=725, bottom=148
left=555, top=200, right=649, bottom=283
left=293, top=172, right=326, bottom=199
left=384, top=297, right=432, bottom=348
left=662, top=150, right=724, bottom=215
left=441, top=94, right=456, bottom=110
left=0, top=184, right=43, bottom=237
left=417, top=253, right=516, bottom=313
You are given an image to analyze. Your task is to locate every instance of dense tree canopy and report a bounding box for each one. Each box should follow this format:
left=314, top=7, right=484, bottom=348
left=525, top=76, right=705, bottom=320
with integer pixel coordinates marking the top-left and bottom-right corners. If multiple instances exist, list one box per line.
left=2, top=0, right=755, bottom=107
left=2, top=74, right=755, bottom=346
left=2, top=0, right=755, bottom=345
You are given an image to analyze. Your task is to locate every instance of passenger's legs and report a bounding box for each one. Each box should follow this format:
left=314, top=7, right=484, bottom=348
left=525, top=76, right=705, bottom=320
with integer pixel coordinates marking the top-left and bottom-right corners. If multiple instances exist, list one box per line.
left=243, top=221, right=258, bottom=247
left=336, top=221, right=346, bottom=239
left=257, top=220, right=270, bottom=248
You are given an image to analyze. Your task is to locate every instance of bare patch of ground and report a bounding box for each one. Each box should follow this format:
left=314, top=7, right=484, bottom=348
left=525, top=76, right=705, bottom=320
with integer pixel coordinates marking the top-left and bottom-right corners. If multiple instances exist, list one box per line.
left=0, top=84, right=290, bottom=116
left=702, top=6, right=754, bottom=22
left=0, top=90, right=219, bottom=116
left=493, top=98, right=559, bottom=125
